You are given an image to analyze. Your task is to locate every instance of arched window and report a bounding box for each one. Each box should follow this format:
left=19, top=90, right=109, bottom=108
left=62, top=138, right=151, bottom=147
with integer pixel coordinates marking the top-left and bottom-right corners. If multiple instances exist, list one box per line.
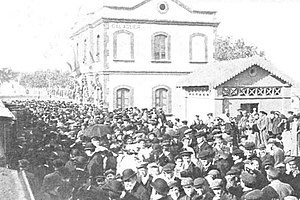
left=113, top=30, right=134, bottom=60
left=190, top=33, right=207, bottom=62
left=114, top=86, right=134, bottom=109
left=96, top=35, right=100, bottom=61
left=152, top=85, right=171, bottom=113
left=152, top=32, right=171, bottom=61
left=116, top=88, right=129, bottom=109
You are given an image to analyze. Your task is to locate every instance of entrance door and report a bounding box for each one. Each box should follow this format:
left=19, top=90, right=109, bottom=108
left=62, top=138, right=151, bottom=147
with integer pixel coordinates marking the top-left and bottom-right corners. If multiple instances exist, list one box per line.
left=240, top=103, right=258, bottom=113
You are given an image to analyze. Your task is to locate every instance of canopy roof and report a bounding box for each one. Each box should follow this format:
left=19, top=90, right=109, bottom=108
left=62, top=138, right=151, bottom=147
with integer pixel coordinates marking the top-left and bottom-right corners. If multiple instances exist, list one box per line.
left=177, top=56, right=294, bottom=89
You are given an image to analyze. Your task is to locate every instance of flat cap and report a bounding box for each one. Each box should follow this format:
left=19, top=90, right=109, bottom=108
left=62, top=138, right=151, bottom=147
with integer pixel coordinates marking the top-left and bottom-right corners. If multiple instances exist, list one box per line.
left=180, top=150, right=193, bottom=157
left=193, top=178, right=207, bottom=189
left=162, top=163, right=175, bottom=173
left=181, top=177, right=193, bottom=187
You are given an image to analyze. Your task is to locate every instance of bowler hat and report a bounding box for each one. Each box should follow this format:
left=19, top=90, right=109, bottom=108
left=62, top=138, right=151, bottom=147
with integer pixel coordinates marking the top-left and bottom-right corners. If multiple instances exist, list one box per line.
left=122, top=169, right=137, bottom=181
left=102, top=180, right=124, bottom=194
left=151, top=178, right=169, bottom=195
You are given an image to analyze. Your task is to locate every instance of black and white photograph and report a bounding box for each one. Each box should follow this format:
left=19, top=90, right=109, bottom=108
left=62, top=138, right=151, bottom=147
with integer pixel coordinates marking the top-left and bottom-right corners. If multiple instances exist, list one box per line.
left=0, top=0, right=300, bottom=199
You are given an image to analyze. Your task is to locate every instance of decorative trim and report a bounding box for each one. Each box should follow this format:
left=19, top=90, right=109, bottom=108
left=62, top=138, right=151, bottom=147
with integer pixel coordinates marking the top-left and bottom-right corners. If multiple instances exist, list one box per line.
left=99, top=71, right=191, bottom=75
left=71, top=18, right=220, bottom=38
left=157, top=1, right=169, bottom=14
left=215, top=96, right=291, bottom=100
left=113, top=30, right=134, bottom=60
left=189, top=33, right=208, bottom=62
left=113, top=85, right=134, bottom=109
left=103, top=0, right=217, bottom=14
left=152, top=85, right=172, bottom=113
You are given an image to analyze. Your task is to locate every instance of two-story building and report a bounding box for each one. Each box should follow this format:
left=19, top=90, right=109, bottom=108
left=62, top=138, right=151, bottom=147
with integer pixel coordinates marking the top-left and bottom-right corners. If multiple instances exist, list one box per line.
left=71, top=0, right=295, bottom=121
left=70, top=0, right=219, bottom=116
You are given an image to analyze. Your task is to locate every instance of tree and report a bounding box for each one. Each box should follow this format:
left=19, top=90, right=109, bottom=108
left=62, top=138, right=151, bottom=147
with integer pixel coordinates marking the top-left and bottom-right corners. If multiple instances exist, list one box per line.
left=0, top=68, right=19, bottom=85
left=19, top=70, right=74, bottom=89
left=214, top=35, right=265, bottom=61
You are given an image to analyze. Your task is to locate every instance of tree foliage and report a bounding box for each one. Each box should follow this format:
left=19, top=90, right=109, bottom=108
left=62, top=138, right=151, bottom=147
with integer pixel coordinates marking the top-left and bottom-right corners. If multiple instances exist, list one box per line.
left=0, top=68, right=19, bottom=85
left=19, top=70, right=74, bottom=89
left=214, top=36, right=265, bottom=61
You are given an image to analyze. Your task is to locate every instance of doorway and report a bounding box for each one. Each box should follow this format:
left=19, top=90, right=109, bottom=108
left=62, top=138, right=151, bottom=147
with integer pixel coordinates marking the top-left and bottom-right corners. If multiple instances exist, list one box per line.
left=240, top=103, right=258, bottom=113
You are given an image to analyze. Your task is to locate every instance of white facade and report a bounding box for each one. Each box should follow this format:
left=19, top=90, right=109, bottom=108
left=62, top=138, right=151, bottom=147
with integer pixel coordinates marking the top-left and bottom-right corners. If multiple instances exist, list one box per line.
left=71, top=0, right=219, bottom=117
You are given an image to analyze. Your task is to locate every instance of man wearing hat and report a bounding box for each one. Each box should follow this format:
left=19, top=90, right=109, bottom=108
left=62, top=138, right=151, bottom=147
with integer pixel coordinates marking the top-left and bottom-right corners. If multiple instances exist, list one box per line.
left=257, top=110, right=269, bottom=146
left=262, top=167, right=294, bottom=200
left=102, top=180, right=139, bottom=200
left=210, top=178, right=229, bottom=200
left=181, top=150, right=201, bottom=179
left=150, top=178, right=173, bottom=200
left=159, top=163, right=179, bottom=184
left=267, top=138, right=284, bottom=166
left=84, top=142, right=106, bottom=185
left=179, top=177, right=196, bottom=200
left=193, top=177, right=214, bottom=200
left=194, top=130, right=212, bottom=161
left=137, top=162, right=153, bottom=195
left=177, top=120, right=189, bottom=141
left=168, top=181, right=181, bottom=200
left=244, top=142, right=257, bottom=160
left=122, top=168, right=150, bottom=200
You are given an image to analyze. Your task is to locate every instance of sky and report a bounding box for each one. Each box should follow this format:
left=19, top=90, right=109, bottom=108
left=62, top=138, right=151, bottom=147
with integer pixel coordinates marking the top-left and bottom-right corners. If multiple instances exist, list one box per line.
left=0, top=0, right=299, bottom=81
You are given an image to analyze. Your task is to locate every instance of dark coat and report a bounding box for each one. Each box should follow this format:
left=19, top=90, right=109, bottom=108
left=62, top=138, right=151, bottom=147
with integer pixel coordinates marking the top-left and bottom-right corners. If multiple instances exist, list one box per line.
left=86, top=152, right=104, bottom=181
left=138, top=175, right=153, bottom=195
left=129, top=182, right=150, bottom=200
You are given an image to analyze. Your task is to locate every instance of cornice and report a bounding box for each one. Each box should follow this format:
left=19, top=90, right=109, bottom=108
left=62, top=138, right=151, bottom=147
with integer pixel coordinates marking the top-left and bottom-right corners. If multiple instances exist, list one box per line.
left=71, top=17, right=220, bottom=38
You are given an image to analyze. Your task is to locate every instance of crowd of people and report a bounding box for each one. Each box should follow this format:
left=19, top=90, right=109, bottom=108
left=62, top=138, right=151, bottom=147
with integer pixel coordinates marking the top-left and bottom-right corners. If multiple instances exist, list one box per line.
left=3, top=99, right=300, bottom=200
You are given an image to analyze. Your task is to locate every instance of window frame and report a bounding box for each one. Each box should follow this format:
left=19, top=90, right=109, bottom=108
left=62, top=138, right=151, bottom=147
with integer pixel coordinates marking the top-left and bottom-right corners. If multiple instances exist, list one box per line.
left=113, top=85, right=134, bottom=109
left=113, top=30, right=135, bottom=62
left=189, top=33, right=208, bottom=63
left=151, top=32, right=171, bottom=63
left=152, top=85, right=172, bottom=114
